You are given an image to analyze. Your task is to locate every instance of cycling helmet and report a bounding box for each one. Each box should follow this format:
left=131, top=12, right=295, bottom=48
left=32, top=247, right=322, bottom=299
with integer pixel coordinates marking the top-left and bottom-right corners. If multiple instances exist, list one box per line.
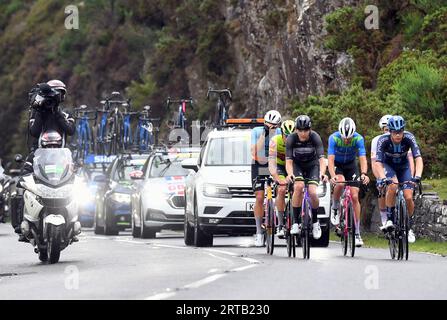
left=281, top=120, right=295, bottom=136
left=338, top=117, right=356, bottom=139
left=379, top=114, right=392, bottom=130
left=388, top=115, right=405, bottom=131
left=39, top=130, right=63, bottom=148
left=47, top=79, right=67, bottom=102
left=295, top=115, right=311, bottom=130
left=264, top=110, right=281, bottom=126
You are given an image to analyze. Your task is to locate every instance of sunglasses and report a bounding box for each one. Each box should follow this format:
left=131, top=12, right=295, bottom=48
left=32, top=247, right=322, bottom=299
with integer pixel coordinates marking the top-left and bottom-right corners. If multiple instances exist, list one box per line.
left=390, top=130, right=404, bottom=135
left=297, top=128, right=310, bottom=132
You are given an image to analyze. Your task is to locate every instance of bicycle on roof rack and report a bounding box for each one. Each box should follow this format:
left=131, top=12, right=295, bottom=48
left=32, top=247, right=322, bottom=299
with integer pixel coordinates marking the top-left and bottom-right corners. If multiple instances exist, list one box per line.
left=73, top=105, right=97, bottom=161
left=206, top=88, right=232, bottom=127
left=133, top=105, right=160, bottom=153
left=166, top=97, right=194, bottom=130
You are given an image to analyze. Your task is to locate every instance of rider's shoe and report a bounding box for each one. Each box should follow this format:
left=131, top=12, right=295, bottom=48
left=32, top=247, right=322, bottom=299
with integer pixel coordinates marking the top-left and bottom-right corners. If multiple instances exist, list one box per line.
left=290, top=223, right=300, bottom=235
left=335, top=226, right=342, bottom=238
left=312, top=222, right=322, bottom=240
left=380, top=220, right=395, bottom=232
left=408, top=229, right=416, bottom=243
left=18, top=234, right=29, bottom=243
left=330, top=208, right=340, bottom=226
left=276, top=226, right=285, bottom=239
left=355, top=234, right=364, bottom=247
left=254, top=234, right=264, bottom=247
left=71, top=236, right=79, bottom=243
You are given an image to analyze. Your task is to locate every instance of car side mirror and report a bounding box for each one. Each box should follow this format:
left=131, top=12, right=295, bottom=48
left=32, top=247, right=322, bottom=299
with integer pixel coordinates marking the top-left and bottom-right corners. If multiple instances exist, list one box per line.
left=181, top=158, right=199, bottom=172
left=14, top=154, right=24, bottom=163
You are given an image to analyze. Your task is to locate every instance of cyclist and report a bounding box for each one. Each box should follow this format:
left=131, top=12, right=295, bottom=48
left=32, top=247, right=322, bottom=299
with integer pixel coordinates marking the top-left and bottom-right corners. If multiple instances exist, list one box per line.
left=328, top=117, right=369, bottom=247
left=376, top=115, right=423, bottom=243
left=251, top=110, right=282, bottom=247
left=268, top=120, right=295, bottom=238
left=371, top=114, right=415, bottom=227
left=285, top=115, right=328, bottom=239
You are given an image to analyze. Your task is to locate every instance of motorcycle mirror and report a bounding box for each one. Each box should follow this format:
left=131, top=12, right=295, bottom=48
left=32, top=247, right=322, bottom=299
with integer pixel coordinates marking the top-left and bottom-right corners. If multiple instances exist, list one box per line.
left=111, top=91, right=120, bottom=96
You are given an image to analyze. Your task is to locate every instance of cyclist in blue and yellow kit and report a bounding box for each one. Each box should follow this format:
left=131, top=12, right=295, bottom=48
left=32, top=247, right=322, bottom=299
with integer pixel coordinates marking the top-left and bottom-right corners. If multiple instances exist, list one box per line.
left=328, top=118, right=369, bottom=247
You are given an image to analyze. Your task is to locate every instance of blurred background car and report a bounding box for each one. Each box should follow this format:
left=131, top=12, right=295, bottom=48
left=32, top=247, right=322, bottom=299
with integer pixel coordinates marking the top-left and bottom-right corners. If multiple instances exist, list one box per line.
left=94, top=153, right=149, bottom=235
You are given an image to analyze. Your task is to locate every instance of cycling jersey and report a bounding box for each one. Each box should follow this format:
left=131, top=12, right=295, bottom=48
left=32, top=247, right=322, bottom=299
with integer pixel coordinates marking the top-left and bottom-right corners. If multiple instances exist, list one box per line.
left=285, top=131, right=324, bottom=164
left=376, top=131, right=421, bottom=166
left=251, top=126, right=281, bottom=162
left=269, top=134, right=286, bottom=166
left=328, top=132, right=366, bottom=164
left=370, top=133, right=389, bottom=158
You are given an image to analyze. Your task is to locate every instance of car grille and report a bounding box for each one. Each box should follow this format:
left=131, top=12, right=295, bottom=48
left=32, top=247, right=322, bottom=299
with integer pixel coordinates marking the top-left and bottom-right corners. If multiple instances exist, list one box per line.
left=228, top=186, right=255, bottom=198
left=219, top=211, right=255, bottom=225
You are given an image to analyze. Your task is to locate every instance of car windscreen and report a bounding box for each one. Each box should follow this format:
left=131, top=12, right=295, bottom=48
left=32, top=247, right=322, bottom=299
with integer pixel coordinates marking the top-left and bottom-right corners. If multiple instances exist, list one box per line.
left=113, top=158, right=146, bottom=181
left=205, top=136, right=251, bottom=166
left=149, top=158, right=191, bottom=178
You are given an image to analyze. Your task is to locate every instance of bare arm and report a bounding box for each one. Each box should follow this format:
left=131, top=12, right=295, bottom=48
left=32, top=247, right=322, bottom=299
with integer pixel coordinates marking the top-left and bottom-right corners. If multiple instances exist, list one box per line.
left=328, top=155, right=336, bottom=178
left=414, top=157, right=423, bottom=177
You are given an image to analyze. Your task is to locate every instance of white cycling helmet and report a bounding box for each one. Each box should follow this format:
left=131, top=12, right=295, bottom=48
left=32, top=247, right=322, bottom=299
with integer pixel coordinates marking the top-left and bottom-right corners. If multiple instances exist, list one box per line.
left=338, top=117, right=356, bottom=139
left=264, top=110, right=281, bottom=125
left=379, top=114, right=392, bottom=130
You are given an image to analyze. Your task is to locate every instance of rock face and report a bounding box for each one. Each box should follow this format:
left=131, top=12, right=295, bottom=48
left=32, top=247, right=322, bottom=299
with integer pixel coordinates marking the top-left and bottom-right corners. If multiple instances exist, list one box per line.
left=223, top=0, right=355, bottom=117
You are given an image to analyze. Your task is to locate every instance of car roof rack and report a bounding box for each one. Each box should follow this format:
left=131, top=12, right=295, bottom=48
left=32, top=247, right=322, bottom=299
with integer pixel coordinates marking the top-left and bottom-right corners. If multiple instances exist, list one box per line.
left=215, top=118, right=264, bottom=130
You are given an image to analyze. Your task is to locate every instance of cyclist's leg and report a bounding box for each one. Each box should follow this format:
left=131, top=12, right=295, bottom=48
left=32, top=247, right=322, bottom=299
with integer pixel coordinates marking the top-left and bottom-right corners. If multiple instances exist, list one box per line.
left=384, top=163, right=399, bottom=223
left=292, top=162, right=305, bottom=226
left=332, top=161, right=346, bottom=214
left=252, top=162, right=267, bottom=235
left=305, top=164, right=320, bottom=225
left=275, top=165, right=287, bottom=228
left=345, top=160, right=361, bottom=234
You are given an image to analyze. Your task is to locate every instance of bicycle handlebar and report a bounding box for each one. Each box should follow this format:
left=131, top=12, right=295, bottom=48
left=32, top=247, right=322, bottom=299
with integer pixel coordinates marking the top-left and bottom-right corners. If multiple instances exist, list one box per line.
left=206, top=88, right=232, bottom=100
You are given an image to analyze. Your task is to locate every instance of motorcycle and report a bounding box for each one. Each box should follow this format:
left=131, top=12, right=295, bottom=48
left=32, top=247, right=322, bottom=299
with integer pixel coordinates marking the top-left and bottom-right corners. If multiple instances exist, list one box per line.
left=18, top=148, right=81, bottom=264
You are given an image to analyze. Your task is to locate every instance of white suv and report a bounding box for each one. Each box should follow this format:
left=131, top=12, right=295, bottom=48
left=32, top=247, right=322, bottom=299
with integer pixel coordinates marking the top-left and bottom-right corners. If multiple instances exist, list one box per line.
left=182, top=128, right=331, bottom=247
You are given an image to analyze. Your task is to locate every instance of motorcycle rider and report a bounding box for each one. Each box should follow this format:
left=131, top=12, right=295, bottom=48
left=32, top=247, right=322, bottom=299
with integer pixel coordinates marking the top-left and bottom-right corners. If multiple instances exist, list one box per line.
left=14, top=80, right=75, bottom=241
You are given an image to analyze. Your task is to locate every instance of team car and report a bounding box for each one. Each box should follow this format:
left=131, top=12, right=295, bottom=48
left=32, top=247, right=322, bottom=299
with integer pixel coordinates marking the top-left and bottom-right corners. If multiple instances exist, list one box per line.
left=130, top=147, right=199, bottom=238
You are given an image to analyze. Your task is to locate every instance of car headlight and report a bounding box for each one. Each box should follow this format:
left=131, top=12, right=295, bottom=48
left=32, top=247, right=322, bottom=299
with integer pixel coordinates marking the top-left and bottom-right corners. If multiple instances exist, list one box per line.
left=317, top=183, right=327, bottom=198
left=203, top=184, right=232, bottom=199
left=110, top=193, right=131, bottom=203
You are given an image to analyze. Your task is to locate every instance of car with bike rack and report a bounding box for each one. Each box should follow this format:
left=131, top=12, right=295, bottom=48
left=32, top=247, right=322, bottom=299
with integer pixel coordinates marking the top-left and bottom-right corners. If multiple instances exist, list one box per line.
left=182, top=118, right=331, bottom=247
left=93, top=153, right=149, bottom=235
left=130, top=147, right=200, bottom=239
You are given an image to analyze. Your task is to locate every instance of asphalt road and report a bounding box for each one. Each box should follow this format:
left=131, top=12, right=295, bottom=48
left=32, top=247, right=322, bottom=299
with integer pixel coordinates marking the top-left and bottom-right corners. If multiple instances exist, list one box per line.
left=0, top=223, right=446, bottom=300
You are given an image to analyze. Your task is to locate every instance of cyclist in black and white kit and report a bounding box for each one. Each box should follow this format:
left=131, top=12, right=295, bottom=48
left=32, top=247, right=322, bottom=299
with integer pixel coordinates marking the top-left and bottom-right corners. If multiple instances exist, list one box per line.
left=285, top=115, right=328, bottom=239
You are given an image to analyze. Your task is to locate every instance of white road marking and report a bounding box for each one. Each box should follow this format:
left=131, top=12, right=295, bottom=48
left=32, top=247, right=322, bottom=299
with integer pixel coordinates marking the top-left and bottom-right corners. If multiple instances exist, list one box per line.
left=242, top=257, right=261, bottom=264
left=231, top=264, right=258, bottom=272
left=208, top=268, right=220, bottom=274
left=145, top=292, right=177, bottom=300
left=152, top=244, right=187, bottom=250
left=183, top=274, right=227, bottom=289
left=206, top=253, right=234, bottom=264
left=204, top=248, right=238, bottom=256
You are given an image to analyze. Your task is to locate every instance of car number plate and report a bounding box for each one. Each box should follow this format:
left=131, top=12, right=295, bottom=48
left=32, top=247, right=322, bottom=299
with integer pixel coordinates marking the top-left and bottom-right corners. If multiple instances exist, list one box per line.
left=246, top=202, right=255, bottom=212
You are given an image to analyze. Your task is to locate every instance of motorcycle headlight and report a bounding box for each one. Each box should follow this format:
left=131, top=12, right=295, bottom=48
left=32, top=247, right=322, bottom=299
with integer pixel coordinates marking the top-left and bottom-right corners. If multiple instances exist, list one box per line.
left=203, top=184, right=232, bottom=199
left=36, top=184, right=72, bottom=199
left=111, top=193, right=131, bottom=203
left=317, top=183, right=327, bottom=198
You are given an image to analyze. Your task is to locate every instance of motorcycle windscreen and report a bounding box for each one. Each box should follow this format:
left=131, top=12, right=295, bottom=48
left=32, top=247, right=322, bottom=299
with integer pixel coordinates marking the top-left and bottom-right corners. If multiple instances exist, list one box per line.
left=33, top=148, right=74, bottom=186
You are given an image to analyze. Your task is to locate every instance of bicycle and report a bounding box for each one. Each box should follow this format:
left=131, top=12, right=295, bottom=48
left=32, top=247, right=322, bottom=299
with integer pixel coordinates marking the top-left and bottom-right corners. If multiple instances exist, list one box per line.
left=254, top=176, right=276, bottom=255
left=206, top=88, right=232, bottom=127
left=166, top=97, right=194, bottom=130
left=383, top=180, right=419, bottom=261
left=284, top=182, right=296, bottom=258
left=298, top=179, right=314, bottom=259
left=333, top=180, right=360, bottom=258
left=73, top=105, right=97, bottom=161
left=134, top=105, right=160, bottom=152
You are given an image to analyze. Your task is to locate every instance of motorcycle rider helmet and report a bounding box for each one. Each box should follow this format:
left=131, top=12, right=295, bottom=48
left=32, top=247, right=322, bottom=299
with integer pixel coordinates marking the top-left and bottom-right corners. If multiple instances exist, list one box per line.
left=47, top=79, right=67, bottom=102
left=39, top=130, right=64, bottom=148
left=264, top=110, right=281, bottom=126
left=338, top=117, right=356, bottom=139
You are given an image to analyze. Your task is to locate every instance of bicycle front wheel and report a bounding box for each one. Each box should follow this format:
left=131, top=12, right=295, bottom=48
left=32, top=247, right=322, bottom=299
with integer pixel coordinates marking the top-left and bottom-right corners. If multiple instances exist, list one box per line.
left=340, top=206, right=348, bottom=256
left=348, top=202, right=356, bottom=258
left=266, top=199, right=275, bottom=255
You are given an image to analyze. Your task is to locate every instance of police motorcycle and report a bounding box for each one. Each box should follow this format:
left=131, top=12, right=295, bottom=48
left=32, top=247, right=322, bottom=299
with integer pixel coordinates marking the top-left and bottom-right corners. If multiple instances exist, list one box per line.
left=17, top=131, right=82, bottom=264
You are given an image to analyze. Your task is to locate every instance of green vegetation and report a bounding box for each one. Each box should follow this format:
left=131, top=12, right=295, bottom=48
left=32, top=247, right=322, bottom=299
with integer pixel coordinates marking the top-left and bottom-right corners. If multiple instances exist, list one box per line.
left=330, top=232, right=447, bottom=256
left=427, top=178, right=447, bottom=201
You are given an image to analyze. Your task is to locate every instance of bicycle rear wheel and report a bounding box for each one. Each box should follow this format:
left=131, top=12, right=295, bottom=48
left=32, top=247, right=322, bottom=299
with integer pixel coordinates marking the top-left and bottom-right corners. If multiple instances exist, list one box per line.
left=348, top=203, right=356, bottom=257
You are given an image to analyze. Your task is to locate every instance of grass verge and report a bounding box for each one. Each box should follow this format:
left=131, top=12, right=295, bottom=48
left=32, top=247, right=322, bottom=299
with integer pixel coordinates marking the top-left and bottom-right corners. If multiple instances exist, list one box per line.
left=329, top=231, right=447, bottom=256
left=426, top=178, right=447, bottom=201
